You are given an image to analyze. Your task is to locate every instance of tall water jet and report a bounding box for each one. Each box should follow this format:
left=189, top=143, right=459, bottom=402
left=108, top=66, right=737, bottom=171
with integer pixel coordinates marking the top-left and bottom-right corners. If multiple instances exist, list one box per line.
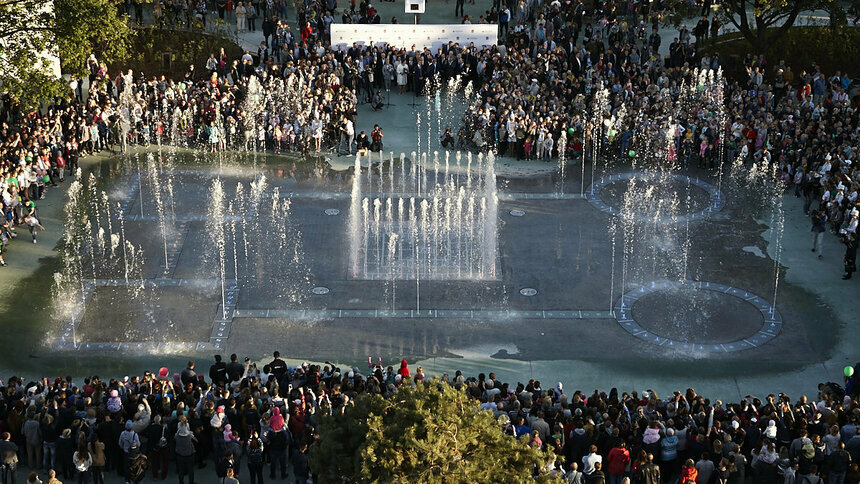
left=206, top=179, right=228, bottom=319
left=146, top=153, right=170, bottom=274
left=349, top=150, right=498, bottom=281
left=349, top=153, right=363, bottom=277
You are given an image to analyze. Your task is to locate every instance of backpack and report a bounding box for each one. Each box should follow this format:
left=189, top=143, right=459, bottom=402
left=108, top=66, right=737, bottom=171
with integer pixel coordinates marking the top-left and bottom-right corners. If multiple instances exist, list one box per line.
left=130, top=454, right=148, bottom=480
left=248, top=446, right=263, bottom=465
left=801, top=441, right=815, bottom=459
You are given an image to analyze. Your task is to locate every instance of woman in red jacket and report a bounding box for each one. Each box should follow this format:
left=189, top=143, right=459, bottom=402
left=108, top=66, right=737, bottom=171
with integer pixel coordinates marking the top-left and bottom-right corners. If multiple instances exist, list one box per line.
left=680, top=458, right=698, bottom=484
left=397, top=359, right=410, bottom=378
left=301, top=21, right=313, bottom=44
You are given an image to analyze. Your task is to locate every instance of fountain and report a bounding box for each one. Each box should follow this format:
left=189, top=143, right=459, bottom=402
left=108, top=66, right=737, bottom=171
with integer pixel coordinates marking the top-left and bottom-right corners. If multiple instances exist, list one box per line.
left=206, top=179, right=228, bottom=319
left=348, top=150, right=499, bottom=280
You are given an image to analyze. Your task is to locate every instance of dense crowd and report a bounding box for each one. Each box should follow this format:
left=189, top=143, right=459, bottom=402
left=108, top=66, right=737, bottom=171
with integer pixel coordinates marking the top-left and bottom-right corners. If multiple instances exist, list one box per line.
left=0, top=103, right=95, bottom=266
left=0, top=4, right=858, bottom=482
left=0, top=356, right=859, bottom=483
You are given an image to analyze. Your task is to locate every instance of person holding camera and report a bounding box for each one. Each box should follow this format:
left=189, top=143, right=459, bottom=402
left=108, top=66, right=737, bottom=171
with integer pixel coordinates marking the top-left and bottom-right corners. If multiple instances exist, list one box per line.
left=441, top=126, right=455, bottom=149
left=339, top=116, right=355, bottom=155
left=370, top=125, right=384, bottom=152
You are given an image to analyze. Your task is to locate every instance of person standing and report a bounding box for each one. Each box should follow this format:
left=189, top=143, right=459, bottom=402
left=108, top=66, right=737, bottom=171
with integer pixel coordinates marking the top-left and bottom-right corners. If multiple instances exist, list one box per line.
left=209, top=355, right=228, bottom=387
left=146, top=415, right=169, bottom=480
left=88, top=435, right=105, bottom=484
left=843, top=233, right=857, bottom=280
left=828, top=441, right=851, bottom=484
left=660, top=428, right=679, bottom=479
left=174, top=418, right=197, bottom=484
left=311, top=114, right=324, bottom=152
left=127, top=443, right=148, bottom=484
left=73, top=445, right=93, bottom=484
left=583, top=445, right=603, bottom=476
left=245, top=432, right=264, bottom=484
left=267, top=408, right=289, bottom=480
left=695, top=452, right=715, bottom=484
left=23, top=413, right=42, bottom=471
left=0, top=432, right=19, bottom=484
left=455, top=0, right=464, bottom=18
left=640, top=454, right=661, bottom=484
left=607, top=442, right=630, bottom=484
left=246, top=1, right=256, bottom=31
left=812, top=209, right=828, bottom=258
left=382, top=59, right=394, bottom=93
left=291, top=444, right=309, bottom=484
left=118, top=421, right=140, bottom=483
left=396, top=60, right=408, bottom=94
left=56, top=429, right=74, bottom=480
left=235, top=2, right=247, bottom=32
left=586, top=462, right=606, bottom=484
left=339, top=116, right=354, bottom=155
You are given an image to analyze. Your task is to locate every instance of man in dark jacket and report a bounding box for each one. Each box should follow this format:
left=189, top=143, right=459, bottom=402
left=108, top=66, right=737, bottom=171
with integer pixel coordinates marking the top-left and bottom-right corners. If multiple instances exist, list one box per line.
left=291, top=444, right=310, bottom=484
left=586, top=461, right=606, bottom=484
left=146, top=415, right=169, bottom=480
left=216, top=450, right=237, bottom=478
left=268, top=351, right=288, bottom=382
left=209, top=355, right=228, bottom=387
left=267, top=422, right=289, bottom=479
left=0, top=432, right=19, bottom=484
left=180, top=361, right=197, bottom=387
left=829, top=441, right=852, bottom=483
left=843, top=233, right=857, bottom=280
left=639, top=453, right=661, bottom=484
left=811, top=209, right=827, bottom=258
left=226, top=354, right=245, bottom=384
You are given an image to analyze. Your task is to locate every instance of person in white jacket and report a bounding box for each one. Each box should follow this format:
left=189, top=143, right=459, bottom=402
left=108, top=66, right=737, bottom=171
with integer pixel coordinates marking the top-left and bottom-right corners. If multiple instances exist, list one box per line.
left=73, top=447, right=93, bottom=480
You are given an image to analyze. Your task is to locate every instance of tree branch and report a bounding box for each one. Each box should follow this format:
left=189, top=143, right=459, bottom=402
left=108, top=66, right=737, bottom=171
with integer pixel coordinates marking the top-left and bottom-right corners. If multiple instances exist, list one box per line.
left=764, top=2, right=805, bottom=46
left=0, top=25, right=55, bottom=39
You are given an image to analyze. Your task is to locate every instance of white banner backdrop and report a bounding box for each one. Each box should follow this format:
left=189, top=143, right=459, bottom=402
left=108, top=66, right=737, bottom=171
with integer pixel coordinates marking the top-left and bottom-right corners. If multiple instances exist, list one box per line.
left=330, top=24, right=498, bottom=52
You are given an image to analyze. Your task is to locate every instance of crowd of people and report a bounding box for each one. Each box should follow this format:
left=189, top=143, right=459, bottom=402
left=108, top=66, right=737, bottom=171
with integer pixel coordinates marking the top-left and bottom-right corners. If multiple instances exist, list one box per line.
left=1, top=0, right=857, bottom=265
left=453, top=0, right=859, bottom=275
left=0, top=2, right=858, bottom=484
left=0, top=102, right=96, bottom=266
left=0, top=355, right=858, bottom=483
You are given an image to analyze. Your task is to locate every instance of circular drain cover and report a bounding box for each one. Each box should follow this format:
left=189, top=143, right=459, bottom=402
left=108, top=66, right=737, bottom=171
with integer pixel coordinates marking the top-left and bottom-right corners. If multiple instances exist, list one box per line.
left=325, top=209, right=340, bottom=216
left=510, top=209, right=526, bottom=217
left=312, top=286, right=330, bottom=295
left=520, top=287, right=537, bottom=296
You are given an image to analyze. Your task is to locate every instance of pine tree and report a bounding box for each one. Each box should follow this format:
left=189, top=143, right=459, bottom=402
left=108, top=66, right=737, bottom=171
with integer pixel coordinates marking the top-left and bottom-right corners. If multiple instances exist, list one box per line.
left=309, top=378, right=563, bottom=483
